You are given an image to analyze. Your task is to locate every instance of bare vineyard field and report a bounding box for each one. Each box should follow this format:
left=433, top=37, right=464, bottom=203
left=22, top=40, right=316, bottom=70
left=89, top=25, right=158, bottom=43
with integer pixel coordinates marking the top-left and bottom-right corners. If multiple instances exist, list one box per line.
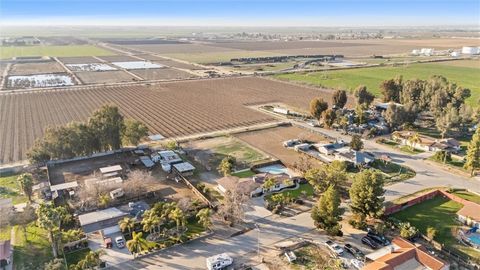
left=0, top=77, right=340, bottom=163
left=9, top=62, right=66, bottom=75
left=58, top=56, right=101, bottom=64
left=76, top=70, right=137, bottom=84
left=130, top=68, right=196, bottom=80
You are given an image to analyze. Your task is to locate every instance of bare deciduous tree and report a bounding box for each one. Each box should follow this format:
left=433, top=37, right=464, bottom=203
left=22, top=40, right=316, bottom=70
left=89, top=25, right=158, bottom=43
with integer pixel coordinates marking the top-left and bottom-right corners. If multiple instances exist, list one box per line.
left=218, top=185, right=250, bottom=226
left=122, top=170, right=157, bottom=198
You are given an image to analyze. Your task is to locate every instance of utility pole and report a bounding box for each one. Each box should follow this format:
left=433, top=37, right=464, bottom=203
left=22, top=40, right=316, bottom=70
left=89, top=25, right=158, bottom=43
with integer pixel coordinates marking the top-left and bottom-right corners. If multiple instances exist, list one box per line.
left=254, top=223, right=261, bottom=262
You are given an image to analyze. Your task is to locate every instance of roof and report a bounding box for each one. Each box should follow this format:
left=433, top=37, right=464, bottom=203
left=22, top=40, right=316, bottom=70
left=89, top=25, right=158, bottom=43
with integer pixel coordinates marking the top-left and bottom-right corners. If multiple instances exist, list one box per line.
left=457, top=202, right=480, bottom=221
left=158, top=150, right=182, bottom=163
left=50, top=181, right=78, bottom=192
left=217, top=176, right=261, bottom=195
left=253, top=173, right=290, bottom=185
left=99, top=165, right=123, bottom=174
left=140, top=156, right=155, bottom=168
left=0, top=240, right=11, bottom=261
left=362, top=237, right=447, bottom=270
left=78, top=207, right=127, bottom=226
left=173, top=162, right=195, bottom=172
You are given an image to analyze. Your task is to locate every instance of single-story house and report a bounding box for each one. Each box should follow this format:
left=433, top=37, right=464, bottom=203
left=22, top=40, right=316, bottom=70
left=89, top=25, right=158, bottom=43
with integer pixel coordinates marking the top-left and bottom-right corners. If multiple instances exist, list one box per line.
left=173, top=162, right=195, bottom=176
left=0, top=240, right=12, bottom=266
left=364, top=237, right=449, bottom=270
left=392, top=131, right=461, bottom=153
left=216, top=176, right=262, bottom=197
left=78, top=207, right=128, bottom=235
left=456, top=199, right=480, bottom=228
left=334, top=149, right=375, bottom=166
left=253, top=173, right=295, bottom=194
left=315, top=141, right=345, bottom=155
left=155, top=150, right=182, bottom=164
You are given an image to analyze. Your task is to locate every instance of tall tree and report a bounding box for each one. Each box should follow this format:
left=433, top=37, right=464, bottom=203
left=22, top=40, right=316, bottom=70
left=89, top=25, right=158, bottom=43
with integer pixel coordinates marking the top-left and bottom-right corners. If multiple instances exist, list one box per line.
left=311, top=185, right=343, bottom=236
left=168, top=207, right=186, bottom=231
left=465, top=126, right=480, bottom=176
left=122, top=119, right=149, bottom=146
left=71, top=250, right=105, bottom=269
left=380, top=76, right=403, bottom=103
left=349, top=170, right=385, bottom=220
left=332, top=89, right=348, bottom=109
left=350, top=135, right=364, bottom=151
left=383, top=103, right=406, bottom=129
left=119, top=217, right=136, bottom=235
left=217, top=156, right=235, bottom=176
left=36, top=203, right=71, bottom=257
left=304, top=161, right=347, bottom=193
left=407, top=132, right=422, bottom=151
left=126, top=231, right=149, bottom=257
left=88, top=104, right=125, bottom=151
left=17, top=173, right=34, bottom=202
left=196, top=208, right=213, bottom=231
left=322, top=109, right=336, bottom=128
left=310, top=98, right=329, bottom=120
left=354, top=85, right=375, bottom=107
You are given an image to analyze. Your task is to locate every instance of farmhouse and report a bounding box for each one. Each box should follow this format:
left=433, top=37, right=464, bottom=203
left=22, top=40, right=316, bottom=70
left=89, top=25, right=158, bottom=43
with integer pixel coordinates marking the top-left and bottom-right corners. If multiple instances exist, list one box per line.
left=216, top=176, right=262, bottom=197
left=334, top=149, right=374, bottom=166
left=364, top=237, right=449, bottom=270
left=253, top=173, right=295, bottom=193
left=392, top=131, right=461, bottom=153
left=78, top=207, right=128, bottom=235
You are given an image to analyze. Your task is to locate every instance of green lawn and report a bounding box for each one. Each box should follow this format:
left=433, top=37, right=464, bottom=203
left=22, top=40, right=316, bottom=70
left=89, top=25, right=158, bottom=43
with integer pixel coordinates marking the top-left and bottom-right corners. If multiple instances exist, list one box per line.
left=265, top=183, right=315, bottom=202
left=0, top=172, right=28, bottom=204
left=450, top=189, right=480, bottom=205
left=370, top=159, right=416, bottom=183
left=13, top=223, right=53, bottom=269
left=65, top=248, right=91, bottom=267
left=391, top=196, right=480, bottom=259
left=274, top=61, right=480, bottom=106
left=212, top=138, right=266, bottom=165
left=231, top=170, right=256, bottom=178
left=0, top=45, right=115, bottom=59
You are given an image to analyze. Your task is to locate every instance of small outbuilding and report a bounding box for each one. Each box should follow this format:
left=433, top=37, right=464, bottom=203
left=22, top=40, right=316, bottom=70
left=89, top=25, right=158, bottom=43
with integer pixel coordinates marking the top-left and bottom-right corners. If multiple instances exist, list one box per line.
left=173, top=162, right=195, bottom=176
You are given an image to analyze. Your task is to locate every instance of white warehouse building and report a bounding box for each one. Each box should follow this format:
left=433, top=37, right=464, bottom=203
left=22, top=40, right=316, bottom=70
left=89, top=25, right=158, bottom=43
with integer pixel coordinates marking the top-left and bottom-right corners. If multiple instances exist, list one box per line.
left=462, top=46, right=480, bottom=55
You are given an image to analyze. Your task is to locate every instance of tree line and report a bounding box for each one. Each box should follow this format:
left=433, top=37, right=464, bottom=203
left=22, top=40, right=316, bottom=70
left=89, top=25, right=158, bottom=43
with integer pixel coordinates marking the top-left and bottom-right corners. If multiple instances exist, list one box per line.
left=27, top=104, right=149, bottom=164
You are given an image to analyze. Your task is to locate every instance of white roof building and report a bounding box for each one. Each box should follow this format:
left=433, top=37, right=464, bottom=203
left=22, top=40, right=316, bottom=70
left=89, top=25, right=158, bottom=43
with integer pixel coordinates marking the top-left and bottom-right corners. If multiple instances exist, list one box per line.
left=99, top=165, right=123, bottom=174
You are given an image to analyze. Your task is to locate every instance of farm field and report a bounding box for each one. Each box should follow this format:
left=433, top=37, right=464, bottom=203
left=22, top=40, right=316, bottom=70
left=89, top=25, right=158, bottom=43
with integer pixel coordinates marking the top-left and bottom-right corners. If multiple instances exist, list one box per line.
left=137, top=54, right=206, bottom=70
left=58, top=56, right=101, bottom=64
left=274, top=60, right=480, bottom=106
left=234, top=125, right=329, bottom=167
left=75, top=70, right=136, bottom=84
left=97, top=55, right=140, bottom=62
left=154, top=50, right=283, bottom=64
left=131, top=68, right=197, bottom=80
left=0, top=45, right=115, bottom=59
left=0, top=76, right=337, bottom=163
left=9, top=61, right=66, bottom=75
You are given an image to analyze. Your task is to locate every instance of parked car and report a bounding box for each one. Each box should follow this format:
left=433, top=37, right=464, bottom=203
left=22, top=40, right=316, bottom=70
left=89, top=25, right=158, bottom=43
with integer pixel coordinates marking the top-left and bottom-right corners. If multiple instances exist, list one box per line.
left=104, top=237, right=112, bottom=249
left=351, top=259, right=365, bottom=269
left=283, top=139, right=301, bottom=148
left=344, top=243, right=365, bottom=260
left=367, top=231, right=391, bottom=246
left=361, top=236, right=379, bottom=249
left=115, top=236, right=125, bottom=249
left=325, top=240, right=344, bottom=256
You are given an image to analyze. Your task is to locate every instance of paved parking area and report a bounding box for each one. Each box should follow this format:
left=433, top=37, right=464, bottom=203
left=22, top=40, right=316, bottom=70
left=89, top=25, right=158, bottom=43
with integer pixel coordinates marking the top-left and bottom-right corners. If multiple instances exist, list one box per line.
left=88, top=231, right=134, bottom=266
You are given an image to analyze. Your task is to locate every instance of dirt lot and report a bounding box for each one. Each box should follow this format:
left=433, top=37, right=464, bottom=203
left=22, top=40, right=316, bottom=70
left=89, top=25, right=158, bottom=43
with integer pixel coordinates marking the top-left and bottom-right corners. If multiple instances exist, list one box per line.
left=131, top=68, right=197, bottom=80
left=205, top=40, right=369, bottom=51
left=58, top=56, right=102, bottom=64
left=234, top=125, right=329, bottom=167
left=0, top=76, right=347, bottom=163
left=76, top=70, right=137, bottom=84
left=9, top=61, right=66, bottom=75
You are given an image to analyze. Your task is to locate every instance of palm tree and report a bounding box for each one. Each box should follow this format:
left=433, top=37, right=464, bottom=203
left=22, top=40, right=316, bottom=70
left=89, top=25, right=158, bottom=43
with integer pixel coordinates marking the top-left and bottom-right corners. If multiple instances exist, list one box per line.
left=126, top=231, right=149, bottom=257
left=36, top=203, right=71, bottom=257
left=118, top=217, right=136, bottom=235
left=196, top=208, right=213, bottom=231
left=73, top=250, right=105, bottom=269
left=169, top=207, right=186, bottom=232
left=408, top=132, right=421, bottom=151
left=17, top=173, right=34, bottom=202
left=141, top=214, right=159, bottom=234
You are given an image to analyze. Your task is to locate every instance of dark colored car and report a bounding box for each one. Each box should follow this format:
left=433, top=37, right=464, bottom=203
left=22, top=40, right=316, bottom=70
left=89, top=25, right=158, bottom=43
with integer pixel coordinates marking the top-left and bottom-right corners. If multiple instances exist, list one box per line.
left=361, top=236, right=379, bottom=249
left=367, top=231, right=391, bottom=246
left=344, top=243, right=365, bottom=260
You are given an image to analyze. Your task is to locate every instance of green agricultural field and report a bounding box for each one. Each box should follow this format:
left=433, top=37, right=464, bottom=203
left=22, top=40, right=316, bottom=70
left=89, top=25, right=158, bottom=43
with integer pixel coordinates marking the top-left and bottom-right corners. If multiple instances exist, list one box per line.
left=274, top=60, right=480, bottom=106
left=0, top=45, right=115, bottom=59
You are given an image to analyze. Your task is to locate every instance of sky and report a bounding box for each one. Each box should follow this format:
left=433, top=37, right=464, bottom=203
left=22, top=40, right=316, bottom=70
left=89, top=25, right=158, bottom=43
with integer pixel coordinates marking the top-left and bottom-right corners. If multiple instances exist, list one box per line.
left=1, top=0, right=479, bottom=27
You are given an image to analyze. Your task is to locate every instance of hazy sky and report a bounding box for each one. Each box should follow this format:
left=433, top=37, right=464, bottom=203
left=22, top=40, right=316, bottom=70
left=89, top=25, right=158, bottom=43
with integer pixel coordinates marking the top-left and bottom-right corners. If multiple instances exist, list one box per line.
left=1, top=0, right=479, bottom=26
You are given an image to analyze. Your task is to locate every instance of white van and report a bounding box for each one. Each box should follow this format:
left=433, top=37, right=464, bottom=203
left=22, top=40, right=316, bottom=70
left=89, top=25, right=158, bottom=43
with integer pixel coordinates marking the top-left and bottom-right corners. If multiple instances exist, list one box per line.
left=206, top=253, right=233, bottom=270
left=109, top=188, right=124, bottom=199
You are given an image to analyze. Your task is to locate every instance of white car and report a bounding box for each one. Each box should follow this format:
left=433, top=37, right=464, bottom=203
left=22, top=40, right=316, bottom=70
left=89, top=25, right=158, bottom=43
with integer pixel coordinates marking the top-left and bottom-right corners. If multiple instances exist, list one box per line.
left=115, top=236, right=125, bottom=249
left=351, top=259, right=365, bottom=269
left=325, top=240, right=344, bottom=256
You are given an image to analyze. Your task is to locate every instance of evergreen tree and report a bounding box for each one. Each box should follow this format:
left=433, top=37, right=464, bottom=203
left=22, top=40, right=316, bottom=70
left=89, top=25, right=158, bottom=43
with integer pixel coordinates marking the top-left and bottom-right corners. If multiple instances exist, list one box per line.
left=465, top=126, right=480, bottom=176
left=311, top=185, right=343, bottom=236
left=310, top=98, right=329, bottom=120
left=332, top=89, right=348, bottom=109
left=349, top=170, right=385, bottom=220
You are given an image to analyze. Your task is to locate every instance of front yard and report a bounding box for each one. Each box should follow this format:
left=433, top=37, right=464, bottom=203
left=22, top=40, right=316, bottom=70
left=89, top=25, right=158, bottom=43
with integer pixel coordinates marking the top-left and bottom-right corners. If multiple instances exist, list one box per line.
left=0, top=172, right=28, bottom=204
left=264, top=183, right=315, bottom=202
left=391, top=196, right=480, bottom=259
left=376, top=138, right=424, bottom=154
left=370, top=159, right=416, bottom=183
left=291, top=244, right=338, bottom=270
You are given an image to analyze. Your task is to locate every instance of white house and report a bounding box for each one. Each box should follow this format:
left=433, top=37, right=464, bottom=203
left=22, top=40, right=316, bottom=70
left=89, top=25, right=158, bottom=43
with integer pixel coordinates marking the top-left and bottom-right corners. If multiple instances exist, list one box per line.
left=216, top=173, right=296, bottom=198
left=334, top=149, right=374, bottom=166
left=392, top=131, right=461, bottom=153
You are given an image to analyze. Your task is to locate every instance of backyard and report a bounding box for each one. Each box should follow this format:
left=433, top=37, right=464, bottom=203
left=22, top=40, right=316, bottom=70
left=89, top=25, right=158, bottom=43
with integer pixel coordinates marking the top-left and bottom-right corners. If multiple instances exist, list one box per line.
left=274, top=60, right=480, bottom=107
left=12, top=223, right=53, bottom=269
left=65, top=248, right=91, bottom=267
left=391, top=196, right=480, bottom=259
left=0, top=172, right=28, bottom=204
